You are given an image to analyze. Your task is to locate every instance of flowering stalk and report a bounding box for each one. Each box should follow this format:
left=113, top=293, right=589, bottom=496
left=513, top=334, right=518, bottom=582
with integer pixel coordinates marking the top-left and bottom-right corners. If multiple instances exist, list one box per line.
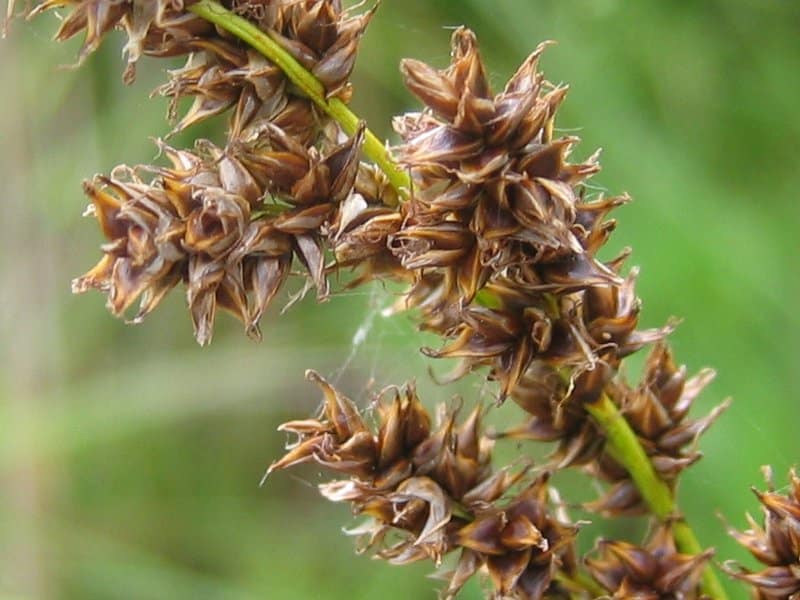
left=585, top=395, right=673, bottom=518
left=188, top=0, right=410, bottom=199
left=586, top=394, right=728, bottom=599
left=10, top=1, right=755, bottom=597
left=188, top=5, right=729, bottom=597
left=725, top=468, right=800, bottom=597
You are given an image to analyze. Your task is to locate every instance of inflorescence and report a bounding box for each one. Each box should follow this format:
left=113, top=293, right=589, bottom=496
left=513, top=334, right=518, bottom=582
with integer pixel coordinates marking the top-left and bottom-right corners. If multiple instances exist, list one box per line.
left=6, top=1, right=788, bottom=598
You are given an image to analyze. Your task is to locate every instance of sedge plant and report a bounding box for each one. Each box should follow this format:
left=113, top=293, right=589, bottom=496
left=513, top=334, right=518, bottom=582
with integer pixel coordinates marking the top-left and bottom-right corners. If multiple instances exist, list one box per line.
left=4, top=1, right=798, bottom=598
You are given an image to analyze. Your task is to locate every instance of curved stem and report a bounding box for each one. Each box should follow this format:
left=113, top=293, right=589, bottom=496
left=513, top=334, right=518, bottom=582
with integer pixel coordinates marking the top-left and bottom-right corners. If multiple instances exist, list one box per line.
left=586, top=394, right=673, bottom=519
left=585, top=394, right=728, bottom=599
left=188, top=0, right=410, bottom=199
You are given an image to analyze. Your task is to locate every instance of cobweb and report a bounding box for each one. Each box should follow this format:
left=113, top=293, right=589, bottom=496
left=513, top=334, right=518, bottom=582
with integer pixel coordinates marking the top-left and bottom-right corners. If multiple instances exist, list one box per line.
left=328, top=282, right=389, bottom=387
left=315, top=281, right=534, bottom=454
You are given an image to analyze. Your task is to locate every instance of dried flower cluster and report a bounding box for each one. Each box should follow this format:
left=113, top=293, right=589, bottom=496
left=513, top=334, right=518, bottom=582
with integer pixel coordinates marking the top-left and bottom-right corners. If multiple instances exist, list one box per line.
left=12, top=0, right=397, bottom=344
left=392, top=29, right=667, bottom=399
left=71, top=128, right=383, bottom=344
left=12, top=1, right=782, bottom=599
left=726, top=469, right=800, bottom=599
left=268, top=372, right=579, bottom=599
left=390, top=28, right=728, bottom=523
left=587, top=524, right=713, bottom=598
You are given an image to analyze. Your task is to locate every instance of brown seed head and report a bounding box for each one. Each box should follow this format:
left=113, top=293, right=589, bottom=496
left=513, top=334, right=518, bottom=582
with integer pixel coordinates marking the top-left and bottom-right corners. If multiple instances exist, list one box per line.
left=72, top=171, right=188, bottom=322
left=441, top=473, right=579, bottom=600
left=586, top=524, right=713, bottom=599
left=267, top=374, right=581, bottom=598
left=725, top=468, right=800, bottom=600
left=391, top=29, right=670, bottom=402
left=74, top=118, right=371, bottom=344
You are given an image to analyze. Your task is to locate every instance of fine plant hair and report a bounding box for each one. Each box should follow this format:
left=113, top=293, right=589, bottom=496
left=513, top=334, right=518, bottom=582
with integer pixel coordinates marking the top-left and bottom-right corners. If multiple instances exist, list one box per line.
left=5, top=2, right=798, bottom=599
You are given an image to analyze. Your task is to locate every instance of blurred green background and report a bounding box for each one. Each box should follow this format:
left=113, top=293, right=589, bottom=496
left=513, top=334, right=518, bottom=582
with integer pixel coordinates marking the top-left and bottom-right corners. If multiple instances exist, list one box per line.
left=1, top=1, right=798, bottom=598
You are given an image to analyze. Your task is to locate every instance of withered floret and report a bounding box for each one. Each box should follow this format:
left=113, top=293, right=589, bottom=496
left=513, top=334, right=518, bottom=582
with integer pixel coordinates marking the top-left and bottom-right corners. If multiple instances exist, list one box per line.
left=16, top=0, right=211, bottom=82
left=725, top=468, right=800, bottom=600
left=232, top=0, right=375, bottom=99
left=22, top=0, right=395, bottom=344
left=14, top=0, right=375, bottom=142
left=442, top=475, right=579, bottom=600
left=267, top=372, right=579, bottom=599
left=72, top=171, right=187, bottom=322
left=390, top=27, right=669, bottom=399
left=499, top=362, right=614, bottom=470
left=392, top=29, right=604, bottom=294
left=586, top=524, right=713, bottom=599
left=72, top=123, right=368, bottom=344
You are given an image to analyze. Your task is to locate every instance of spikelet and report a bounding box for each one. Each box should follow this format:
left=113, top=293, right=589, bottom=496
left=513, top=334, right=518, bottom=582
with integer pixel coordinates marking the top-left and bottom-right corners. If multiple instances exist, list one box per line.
left=49, top=0, right=392, bottom=343
left=725, top=468, right=800, bottom=599
left=21, top=0, right=211, bottom=83
left=391, top=28, right=670, bottom=398
left=586, top=524, right=713, bottom=599
left=72, top=124, right=368, bottom=344
left=267, top=372, right=580, bottom=599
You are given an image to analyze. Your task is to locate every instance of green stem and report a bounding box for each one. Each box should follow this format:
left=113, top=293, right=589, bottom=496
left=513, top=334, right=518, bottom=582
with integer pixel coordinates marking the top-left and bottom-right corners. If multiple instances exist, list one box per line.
left=555, top=570, right=606, bottom=598
left=585, top=394, right=728, bottom=599
left=188, top=0, right=410, bottom=199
